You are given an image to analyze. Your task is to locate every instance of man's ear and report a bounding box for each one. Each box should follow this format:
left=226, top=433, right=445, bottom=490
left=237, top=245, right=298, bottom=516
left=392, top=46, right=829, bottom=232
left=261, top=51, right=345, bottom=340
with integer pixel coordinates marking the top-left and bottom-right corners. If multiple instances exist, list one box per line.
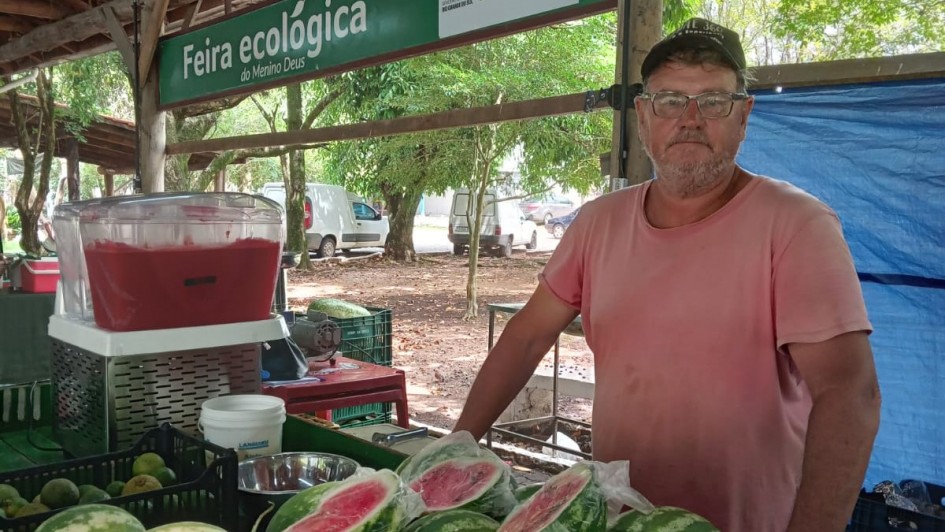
left=634, top=97, right=648, bottom=140
left=740, top=96, right=755, bottom=128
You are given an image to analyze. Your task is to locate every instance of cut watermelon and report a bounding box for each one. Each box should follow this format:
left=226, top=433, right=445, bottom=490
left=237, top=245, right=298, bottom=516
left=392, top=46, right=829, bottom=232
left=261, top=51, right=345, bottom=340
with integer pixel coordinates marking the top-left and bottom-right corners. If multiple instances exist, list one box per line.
left=266, top=470, right=412, bottom=532
left=398, top=432, right=516, bottom=519
left=608, top=506, right=719, bottom=531
left=403, top=509, right=500, bottom=531
left=498, top=463, right=606, bottom=532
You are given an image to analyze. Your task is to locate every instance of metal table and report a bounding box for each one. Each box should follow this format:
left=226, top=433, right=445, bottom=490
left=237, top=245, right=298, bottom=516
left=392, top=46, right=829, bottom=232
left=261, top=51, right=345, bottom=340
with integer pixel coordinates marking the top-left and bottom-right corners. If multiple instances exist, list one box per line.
left=485, top=302, right=591, bottom=459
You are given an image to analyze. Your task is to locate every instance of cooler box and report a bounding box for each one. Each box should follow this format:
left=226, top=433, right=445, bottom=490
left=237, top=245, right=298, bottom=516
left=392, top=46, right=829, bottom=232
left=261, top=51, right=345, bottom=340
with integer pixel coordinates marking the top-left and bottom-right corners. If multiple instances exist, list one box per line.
left=12, top=258, right=60, bottom=293
left=58, top=193, right=284, bottom=331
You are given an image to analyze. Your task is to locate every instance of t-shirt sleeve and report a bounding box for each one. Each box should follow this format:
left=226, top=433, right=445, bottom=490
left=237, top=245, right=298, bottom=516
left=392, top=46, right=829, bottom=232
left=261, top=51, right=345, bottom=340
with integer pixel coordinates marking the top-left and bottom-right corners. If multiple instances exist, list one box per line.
left=538, top=208, right=590, bottom=311
left=774, top=212, right=872, bottom=349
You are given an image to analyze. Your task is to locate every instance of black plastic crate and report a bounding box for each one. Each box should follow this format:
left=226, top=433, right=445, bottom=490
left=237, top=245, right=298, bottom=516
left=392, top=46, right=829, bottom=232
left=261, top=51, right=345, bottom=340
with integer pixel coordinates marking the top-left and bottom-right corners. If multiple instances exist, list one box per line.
left=849, top=483, right=945, bottom=531
left=0, top=423, right=238, bottom=531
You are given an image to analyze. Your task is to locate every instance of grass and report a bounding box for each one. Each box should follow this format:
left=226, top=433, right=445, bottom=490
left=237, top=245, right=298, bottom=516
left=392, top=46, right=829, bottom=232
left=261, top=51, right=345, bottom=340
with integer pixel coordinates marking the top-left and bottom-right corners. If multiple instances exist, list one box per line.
left=2, top=239, right=22, bottom=254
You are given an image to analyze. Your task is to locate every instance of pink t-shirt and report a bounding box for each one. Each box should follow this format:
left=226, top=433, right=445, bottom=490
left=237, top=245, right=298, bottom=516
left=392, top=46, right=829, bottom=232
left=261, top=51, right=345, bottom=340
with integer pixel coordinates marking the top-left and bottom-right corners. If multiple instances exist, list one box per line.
left=540, top=174, right=871, bottom=532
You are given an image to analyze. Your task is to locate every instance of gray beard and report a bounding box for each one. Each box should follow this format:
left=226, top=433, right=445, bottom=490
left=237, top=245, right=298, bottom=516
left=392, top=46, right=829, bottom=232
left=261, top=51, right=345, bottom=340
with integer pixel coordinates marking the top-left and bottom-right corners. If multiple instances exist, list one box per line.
left=645, top=147, right=733, bottom=199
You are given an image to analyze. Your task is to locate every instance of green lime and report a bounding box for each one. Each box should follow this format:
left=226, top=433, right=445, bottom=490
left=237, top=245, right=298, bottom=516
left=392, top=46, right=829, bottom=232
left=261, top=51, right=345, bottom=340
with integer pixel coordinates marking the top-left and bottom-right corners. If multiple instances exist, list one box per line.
left=132, top=452, right=166, bottom=477
left=78, top=488, right=111, bottom=505
left=152, top=467, right=177, bottom=487
left=77, top=484, right=98, bottom=497
left=105, top=481, right=126, bottom=498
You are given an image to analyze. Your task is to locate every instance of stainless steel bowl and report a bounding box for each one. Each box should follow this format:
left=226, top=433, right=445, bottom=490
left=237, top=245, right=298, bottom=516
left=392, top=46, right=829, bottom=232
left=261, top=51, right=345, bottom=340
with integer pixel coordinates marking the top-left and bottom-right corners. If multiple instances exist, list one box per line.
left=238, top=452, right=360, bottom=527
left=239, top=452, right=360, bottom=494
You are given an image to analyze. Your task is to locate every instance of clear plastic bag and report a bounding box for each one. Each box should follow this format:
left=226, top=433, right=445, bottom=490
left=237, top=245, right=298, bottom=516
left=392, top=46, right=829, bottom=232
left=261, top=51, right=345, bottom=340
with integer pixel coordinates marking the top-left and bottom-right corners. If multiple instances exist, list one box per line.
left=397, top=431, right=518, bottom=519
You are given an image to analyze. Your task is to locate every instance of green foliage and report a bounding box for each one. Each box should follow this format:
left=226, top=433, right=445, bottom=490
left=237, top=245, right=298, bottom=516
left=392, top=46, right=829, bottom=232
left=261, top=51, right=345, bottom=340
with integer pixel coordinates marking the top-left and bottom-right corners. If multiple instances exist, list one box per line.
left=5, top=207, right=21, bottom=232
left=56, top=52, right=133, bottom=137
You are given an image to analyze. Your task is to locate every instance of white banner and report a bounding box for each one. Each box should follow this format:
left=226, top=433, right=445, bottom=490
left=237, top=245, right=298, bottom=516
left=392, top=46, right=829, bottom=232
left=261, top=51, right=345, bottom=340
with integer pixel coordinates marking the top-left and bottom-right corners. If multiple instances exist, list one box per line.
left=439, top=0, right=578, bottom=38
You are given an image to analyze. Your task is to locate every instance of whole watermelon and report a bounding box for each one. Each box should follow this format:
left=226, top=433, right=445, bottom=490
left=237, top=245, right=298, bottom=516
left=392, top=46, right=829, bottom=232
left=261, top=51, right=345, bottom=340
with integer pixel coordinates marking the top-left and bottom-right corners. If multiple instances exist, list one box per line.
left=146, top=523, right=228, bottom=531
left=266, top=469, right=410, bottom=532
left=404, top=509, right=499, bottom=531
left=608, top=506, right=719, bottom=531
left=35, top=504, right=146, bottom=532
left=498, top=462, right=606, bottom=532
left=307, top=298, right=371, bottom=319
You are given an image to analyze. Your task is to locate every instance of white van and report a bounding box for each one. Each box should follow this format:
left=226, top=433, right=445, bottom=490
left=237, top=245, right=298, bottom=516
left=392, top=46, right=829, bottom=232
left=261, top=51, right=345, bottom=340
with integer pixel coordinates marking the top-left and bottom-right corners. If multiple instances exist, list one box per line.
left=260, top=182, right=390, bottom=257
left=448, top=189, right=538, bottom=258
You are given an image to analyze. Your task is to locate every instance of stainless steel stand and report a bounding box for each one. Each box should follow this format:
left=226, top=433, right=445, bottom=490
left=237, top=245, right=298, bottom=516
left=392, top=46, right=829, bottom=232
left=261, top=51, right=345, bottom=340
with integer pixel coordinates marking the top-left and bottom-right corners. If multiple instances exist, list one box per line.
left=484, top=302, right=591, bottom=459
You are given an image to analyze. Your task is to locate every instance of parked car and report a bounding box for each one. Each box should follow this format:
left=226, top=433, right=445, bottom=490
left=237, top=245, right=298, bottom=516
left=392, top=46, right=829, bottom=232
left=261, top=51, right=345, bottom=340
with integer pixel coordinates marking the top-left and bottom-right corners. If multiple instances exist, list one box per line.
left=449, top=188, right=538, bottom=258
left=519, top=194, right=575, bottom=224
left=545, top=208, right=580, bottom=239
left=260, top=182, right=389, bottom=257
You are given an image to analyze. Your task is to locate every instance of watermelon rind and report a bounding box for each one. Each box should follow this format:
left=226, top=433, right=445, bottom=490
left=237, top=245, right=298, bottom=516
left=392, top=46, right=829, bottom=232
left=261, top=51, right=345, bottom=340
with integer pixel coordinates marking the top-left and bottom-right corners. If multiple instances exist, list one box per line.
left=35, top=503, right=146, bottom=532
left=146, top=523, right=228, bottom=531
left=498, top=462, right=606, bottom=532
left=512, top=484, right=542, bottom=503
left=608, top=506, right=720, bottom=532
left=403, top=509, right=500, bottom=532
left=266, top=469, right=409, bottom=532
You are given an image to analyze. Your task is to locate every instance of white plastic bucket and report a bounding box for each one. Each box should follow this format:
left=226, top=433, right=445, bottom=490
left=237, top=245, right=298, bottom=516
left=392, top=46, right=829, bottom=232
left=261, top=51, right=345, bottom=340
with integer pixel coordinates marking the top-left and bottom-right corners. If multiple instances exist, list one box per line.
left=199, top=395, right=286, bottom=461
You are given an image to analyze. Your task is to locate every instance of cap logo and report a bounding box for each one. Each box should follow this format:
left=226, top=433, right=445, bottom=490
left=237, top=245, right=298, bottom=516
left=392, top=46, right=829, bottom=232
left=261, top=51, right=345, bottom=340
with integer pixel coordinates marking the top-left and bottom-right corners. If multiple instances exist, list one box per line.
left=675, top=19, right=725, bottom=47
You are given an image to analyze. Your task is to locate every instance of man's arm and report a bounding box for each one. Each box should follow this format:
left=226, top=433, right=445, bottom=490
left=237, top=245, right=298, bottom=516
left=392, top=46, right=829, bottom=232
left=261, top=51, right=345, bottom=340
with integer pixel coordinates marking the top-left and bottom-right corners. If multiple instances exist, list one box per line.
left=453, top=284, right=579, bottom=440
left=786, top=330, right=881, bottom=532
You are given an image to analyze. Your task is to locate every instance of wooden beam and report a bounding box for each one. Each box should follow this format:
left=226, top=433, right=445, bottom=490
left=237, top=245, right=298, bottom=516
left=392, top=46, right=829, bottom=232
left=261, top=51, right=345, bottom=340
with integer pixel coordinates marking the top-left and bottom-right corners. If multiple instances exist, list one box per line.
left=168, top=92, right=610, bottom=155
left=0, top=15, right=34, bottom=34
left=103, top=6, right=135, bottom=80
left=0, top=0, right=69, bottom=19
left=180, top=0, right=202, bottom=31
left=138, top=0, right=171, bottom=84
left=751, top=52, right=945, bottom=90
left=59, top=0, right=92, bottom=13
left=0, top=0, right=132, bottom=65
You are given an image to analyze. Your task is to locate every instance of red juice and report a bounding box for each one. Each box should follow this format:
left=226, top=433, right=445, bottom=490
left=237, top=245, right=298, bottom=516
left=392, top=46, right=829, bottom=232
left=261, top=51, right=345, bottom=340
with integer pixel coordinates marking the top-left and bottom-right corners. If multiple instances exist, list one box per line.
left=84, top=238, right=281, bottom=331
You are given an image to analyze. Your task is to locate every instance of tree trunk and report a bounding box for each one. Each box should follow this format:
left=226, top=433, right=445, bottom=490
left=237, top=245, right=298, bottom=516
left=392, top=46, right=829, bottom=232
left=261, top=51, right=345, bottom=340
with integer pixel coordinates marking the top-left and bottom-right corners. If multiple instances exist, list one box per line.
left=464, top=130, right=493, bottom=320
left=383, top=187, right=422, bottom=262
left=9, top=69, right=54, bottom=256
left=285, top=83, right=312, bottom=270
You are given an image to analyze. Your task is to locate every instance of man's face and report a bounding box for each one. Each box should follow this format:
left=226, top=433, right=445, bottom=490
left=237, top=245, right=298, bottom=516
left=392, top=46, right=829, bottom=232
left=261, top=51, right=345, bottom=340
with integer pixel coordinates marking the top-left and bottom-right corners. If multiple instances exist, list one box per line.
left=635, top=61, right=754, bottom=197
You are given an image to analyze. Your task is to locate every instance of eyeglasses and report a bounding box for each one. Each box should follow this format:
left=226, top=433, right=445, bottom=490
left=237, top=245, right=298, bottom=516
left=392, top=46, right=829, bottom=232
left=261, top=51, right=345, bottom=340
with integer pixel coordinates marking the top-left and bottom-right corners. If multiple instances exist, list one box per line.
left=638, top=91, right=750, bottom=119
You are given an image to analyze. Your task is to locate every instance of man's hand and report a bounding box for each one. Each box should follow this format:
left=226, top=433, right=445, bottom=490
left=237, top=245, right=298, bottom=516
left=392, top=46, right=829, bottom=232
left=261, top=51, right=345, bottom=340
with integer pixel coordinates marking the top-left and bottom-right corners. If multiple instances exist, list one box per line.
left=786, top=331, right=881, bottom=531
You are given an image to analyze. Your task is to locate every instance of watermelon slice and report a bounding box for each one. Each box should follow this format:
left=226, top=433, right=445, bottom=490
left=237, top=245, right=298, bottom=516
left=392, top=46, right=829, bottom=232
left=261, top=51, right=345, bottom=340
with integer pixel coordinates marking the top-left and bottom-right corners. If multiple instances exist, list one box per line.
left=398, top=432, right=516, bottom=519
left=499, top=463, right=607, bottom=532
left=266, top=470, right=411, bottom=532
left=403, top=509, right=500, bottom=531
left=608, top=506, right=719, bottom=531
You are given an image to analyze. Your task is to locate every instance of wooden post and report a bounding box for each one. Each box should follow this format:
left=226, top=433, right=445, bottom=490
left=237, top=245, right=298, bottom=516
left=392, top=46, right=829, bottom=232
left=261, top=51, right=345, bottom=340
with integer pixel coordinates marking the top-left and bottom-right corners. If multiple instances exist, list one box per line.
left=138, top=0, right=167, bottom=193
left=214, top=168, right=225, bottom=192
left=64, top=137, right=80, bottom=200
left=140, top=61, right=166, bottom=193
left=104, top=170, right=115, bottom=197
left=610, top=0, right=660, bottom=190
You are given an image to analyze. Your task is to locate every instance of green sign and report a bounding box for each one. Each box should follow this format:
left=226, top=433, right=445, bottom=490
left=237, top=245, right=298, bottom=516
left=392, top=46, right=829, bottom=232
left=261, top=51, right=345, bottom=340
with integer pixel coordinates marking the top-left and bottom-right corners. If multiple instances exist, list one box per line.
left=157, top=0, right=610, bottom=108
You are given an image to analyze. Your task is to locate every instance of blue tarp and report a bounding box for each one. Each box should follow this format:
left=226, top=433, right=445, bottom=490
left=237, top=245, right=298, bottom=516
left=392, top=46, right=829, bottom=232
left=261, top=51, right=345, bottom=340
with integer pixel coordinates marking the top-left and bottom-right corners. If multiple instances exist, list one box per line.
left=738, top=78, right=945, bottom=487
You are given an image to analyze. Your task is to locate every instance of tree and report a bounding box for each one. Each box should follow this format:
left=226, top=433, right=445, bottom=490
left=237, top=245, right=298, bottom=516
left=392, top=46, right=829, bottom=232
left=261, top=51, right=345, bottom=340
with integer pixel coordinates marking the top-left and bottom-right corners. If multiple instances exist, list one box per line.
left=5, top=70, right=56, bottom=255
left=248, top=82, right=343, bottom=269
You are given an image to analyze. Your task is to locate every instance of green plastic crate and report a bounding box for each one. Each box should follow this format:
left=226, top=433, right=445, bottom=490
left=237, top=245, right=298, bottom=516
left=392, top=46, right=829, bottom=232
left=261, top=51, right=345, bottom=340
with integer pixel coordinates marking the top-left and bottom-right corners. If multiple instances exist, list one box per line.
left=332, top=307, right=392, bottom=367
left=332, top=403, right=392, bottom=428
left=325, top=308, right=393, bottom=427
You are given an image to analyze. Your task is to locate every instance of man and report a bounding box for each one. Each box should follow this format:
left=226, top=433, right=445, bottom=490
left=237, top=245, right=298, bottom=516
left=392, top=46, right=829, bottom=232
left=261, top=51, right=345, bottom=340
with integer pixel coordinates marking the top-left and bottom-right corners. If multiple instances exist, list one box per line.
left=454, top=18, right=881, bottom=532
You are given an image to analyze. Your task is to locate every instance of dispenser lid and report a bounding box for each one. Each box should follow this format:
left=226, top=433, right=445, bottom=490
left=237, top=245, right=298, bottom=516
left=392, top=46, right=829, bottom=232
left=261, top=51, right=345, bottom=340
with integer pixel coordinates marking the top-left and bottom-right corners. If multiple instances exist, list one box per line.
left=77, top=192, right=283, bottom=225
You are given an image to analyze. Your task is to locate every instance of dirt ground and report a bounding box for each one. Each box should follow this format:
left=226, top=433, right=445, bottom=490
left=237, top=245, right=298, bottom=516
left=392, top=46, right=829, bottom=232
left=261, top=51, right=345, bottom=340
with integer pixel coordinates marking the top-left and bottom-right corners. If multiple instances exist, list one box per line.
left=285, top=251, right=594, bottom=432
